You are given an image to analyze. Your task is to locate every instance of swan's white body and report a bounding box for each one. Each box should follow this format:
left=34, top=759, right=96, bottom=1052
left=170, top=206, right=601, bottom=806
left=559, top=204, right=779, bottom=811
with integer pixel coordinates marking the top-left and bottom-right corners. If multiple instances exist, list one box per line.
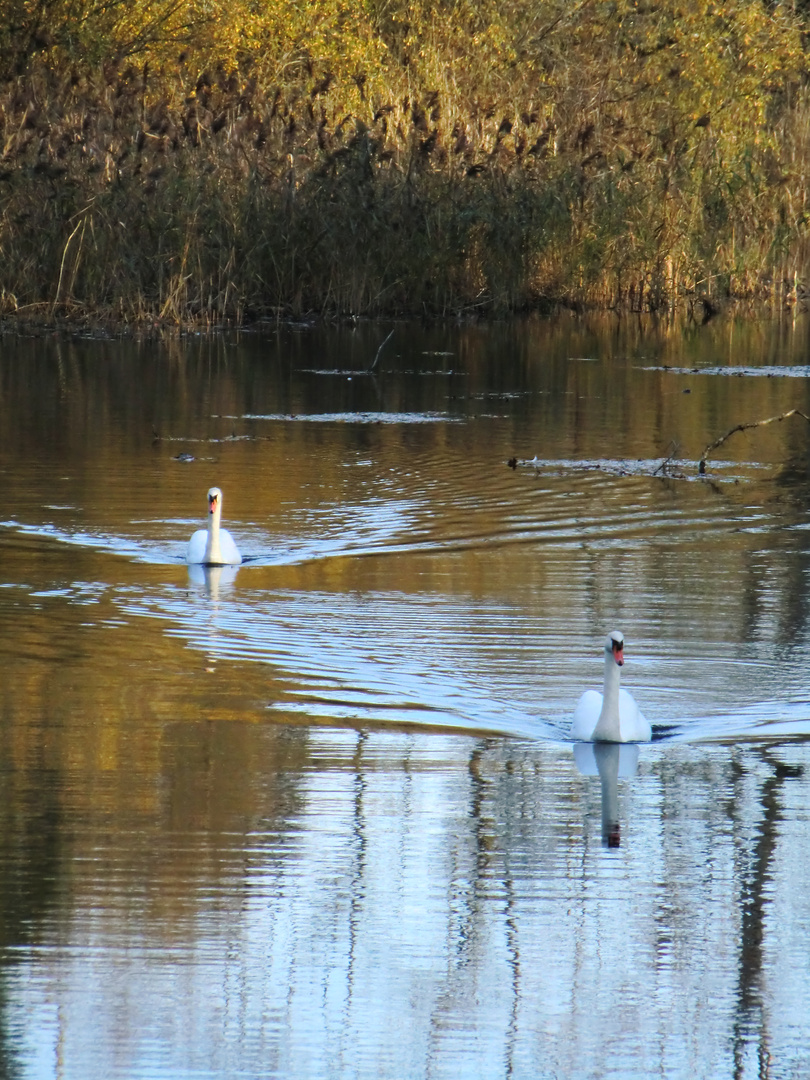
left=186, top=487, right=242, bottom=566
left=571, top=631, right=651, bottom=743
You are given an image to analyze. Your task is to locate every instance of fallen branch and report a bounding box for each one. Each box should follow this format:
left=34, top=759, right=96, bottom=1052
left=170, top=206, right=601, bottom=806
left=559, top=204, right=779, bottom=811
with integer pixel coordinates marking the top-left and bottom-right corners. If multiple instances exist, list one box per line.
left=368, top=328, right=395, bottom=372
left=699, top=409, right=810, bottom=474
left=652, top=441, right=679, bottom=476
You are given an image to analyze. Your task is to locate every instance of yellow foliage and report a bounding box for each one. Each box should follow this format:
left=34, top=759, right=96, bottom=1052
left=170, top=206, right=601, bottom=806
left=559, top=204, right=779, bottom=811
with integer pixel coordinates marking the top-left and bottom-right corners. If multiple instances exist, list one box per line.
left=1, top=0, right=809, bottom=318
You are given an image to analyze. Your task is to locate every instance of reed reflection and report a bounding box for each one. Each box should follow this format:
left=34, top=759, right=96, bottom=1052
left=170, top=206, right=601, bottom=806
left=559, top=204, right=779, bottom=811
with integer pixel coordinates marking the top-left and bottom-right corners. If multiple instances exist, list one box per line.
left=573, top=742, right=640, bottom=847
left=732, top=749, right=804, bottom=1075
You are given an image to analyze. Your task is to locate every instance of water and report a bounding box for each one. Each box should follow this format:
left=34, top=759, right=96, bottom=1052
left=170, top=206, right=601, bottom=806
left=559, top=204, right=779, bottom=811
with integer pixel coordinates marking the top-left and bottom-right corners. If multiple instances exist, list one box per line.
left=1, top=315, right=810, bottom=1078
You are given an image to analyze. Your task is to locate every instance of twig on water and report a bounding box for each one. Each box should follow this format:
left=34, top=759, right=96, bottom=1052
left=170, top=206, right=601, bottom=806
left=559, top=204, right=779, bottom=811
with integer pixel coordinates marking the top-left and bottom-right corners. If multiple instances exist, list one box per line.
left=698, top=409, right=810, bottom=474
left=652, top=441, right=679, bottom=476
left=368, top=328, right=395, bottom=372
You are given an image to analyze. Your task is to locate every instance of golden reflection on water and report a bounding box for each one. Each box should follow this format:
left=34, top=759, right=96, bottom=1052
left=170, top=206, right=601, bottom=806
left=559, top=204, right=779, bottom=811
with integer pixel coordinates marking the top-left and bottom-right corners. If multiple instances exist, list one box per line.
left=1, top=315, right=810, bottom=1077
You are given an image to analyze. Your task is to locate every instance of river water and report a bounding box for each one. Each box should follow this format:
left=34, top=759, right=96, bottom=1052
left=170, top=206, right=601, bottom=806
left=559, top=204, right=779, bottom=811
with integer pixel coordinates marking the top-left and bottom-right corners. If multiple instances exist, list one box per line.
left=1, top=315, right=810, bottom=1078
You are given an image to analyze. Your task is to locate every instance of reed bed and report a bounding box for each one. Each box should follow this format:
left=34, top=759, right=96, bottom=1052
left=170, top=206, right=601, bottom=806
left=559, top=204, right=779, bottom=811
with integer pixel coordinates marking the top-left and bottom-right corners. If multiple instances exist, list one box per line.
left=1, top=2, right=810, bottom=326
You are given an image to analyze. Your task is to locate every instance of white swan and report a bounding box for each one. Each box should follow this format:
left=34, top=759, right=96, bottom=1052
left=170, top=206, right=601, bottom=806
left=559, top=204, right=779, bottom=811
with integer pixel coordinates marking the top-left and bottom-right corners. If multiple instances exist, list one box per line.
left=571, top=631, right=651, bottom=743
left=186, top=487, right=242, bottom=566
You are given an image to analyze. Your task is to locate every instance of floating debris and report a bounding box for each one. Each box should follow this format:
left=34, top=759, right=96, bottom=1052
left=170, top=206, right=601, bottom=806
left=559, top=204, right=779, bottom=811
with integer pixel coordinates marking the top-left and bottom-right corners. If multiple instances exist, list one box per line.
left=641, top=364, right=810, bottom=378
left=239, top=411, right=460, bottom=424
left=506, top=455, right=759, bottom=481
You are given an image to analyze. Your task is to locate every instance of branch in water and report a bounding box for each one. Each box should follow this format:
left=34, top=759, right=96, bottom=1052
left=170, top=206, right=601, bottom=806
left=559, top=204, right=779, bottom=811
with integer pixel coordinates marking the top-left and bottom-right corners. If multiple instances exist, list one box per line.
left=698, top=409, right=810, bottom=474
left=368, top=328, right=395, bottom=372
left=652, top=441, right=679, bottom=476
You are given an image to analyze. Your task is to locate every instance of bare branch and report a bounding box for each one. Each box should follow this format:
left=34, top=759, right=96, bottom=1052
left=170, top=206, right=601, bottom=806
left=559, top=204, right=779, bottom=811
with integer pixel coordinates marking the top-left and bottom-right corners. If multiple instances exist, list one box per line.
left=369, top=328, right=394, bottom=372
left=698, top=409, right=810, bottom=474
left=652, top=440, right=679, bottom=476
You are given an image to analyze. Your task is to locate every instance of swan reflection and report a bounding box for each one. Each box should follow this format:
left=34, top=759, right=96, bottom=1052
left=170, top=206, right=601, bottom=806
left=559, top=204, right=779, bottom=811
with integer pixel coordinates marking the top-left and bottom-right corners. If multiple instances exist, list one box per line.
left=187, top=562, right=240, bottom=596
left=574, top=742, right=640, bottom=848
left=185, top=564, right=240, bottom=672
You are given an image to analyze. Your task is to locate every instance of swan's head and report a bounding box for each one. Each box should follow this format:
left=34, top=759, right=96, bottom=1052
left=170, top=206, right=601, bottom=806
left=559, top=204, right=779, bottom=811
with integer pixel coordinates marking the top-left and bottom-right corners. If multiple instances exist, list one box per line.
left=605, top=631, right=624, bottom=666
left=207, top=487, right=223, bottom=515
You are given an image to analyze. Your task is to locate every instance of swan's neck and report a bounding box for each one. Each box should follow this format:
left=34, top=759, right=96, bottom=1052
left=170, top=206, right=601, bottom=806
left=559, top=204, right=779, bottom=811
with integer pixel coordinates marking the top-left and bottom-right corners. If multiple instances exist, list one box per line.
left=592, top=652, right=622, bottom=742
left=204, top=506, right=223, bottom=564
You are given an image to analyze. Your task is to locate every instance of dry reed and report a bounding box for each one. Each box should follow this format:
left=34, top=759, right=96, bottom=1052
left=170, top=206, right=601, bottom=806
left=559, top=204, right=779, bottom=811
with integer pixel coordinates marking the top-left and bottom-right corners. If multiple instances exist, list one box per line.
left=1, top=6, right=810, bottom=328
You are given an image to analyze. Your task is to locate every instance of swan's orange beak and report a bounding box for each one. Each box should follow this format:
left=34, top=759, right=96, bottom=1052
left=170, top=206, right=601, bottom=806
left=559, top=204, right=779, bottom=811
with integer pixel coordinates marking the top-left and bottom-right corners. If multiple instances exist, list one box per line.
left=612, top=643, right=624, bottom=666
left=208, top=493, right=218, bottom=513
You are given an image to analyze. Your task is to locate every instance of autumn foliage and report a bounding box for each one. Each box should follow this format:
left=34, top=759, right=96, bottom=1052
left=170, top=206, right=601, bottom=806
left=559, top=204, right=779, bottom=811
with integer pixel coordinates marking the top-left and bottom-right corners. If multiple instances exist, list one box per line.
left=1, top=0, right=809, bottom=324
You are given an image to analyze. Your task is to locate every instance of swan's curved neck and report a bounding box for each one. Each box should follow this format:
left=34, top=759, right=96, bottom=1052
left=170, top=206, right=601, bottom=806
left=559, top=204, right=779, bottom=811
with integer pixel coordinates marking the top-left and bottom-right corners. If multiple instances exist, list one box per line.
left=204, top=503, right=223, bottom=564
left=592, top=650, right=622, bottom=741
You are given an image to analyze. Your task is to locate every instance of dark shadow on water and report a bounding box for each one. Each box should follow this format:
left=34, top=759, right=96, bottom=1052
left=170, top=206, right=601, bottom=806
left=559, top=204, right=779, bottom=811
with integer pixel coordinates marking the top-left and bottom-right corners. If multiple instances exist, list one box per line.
left=732, top=749, right=804, bottom=1080
left=0, top=770, right=66, bottom=1080
left=651, top=723, right=685, bottom=741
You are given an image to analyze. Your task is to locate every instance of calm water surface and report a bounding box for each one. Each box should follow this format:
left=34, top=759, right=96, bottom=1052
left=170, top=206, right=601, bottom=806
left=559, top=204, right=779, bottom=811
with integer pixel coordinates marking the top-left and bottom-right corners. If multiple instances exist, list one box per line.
left=2, top=316, right=810, bottom=1078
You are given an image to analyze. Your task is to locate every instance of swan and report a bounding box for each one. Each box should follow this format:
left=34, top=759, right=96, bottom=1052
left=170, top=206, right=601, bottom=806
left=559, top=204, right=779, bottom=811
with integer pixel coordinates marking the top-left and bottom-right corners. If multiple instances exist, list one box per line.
left=186, top=487, right=242, bottom=566
left=571, top=631, right=651, bottom=743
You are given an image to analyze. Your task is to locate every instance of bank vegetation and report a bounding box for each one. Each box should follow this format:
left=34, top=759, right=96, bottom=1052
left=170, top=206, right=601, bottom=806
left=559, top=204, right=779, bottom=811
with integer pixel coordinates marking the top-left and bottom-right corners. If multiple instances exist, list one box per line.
left=2, top=0, right=810, bottom=325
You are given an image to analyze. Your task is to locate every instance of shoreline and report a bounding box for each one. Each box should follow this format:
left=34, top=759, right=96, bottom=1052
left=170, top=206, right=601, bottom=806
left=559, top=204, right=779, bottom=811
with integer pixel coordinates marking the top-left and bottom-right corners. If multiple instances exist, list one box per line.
left=1, top=295, right=807, bottom=341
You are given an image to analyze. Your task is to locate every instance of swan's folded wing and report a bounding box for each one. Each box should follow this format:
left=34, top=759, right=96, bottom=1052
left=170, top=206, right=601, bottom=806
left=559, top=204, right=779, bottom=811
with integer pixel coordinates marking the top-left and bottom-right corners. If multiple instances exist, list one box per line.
left=618, top=688, right=652, bottom=742
left=218, top=528, right=242, bottom=565
left=187, top=528, right=208, bottom=564
left=571, top=689, right=603, bottom=741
